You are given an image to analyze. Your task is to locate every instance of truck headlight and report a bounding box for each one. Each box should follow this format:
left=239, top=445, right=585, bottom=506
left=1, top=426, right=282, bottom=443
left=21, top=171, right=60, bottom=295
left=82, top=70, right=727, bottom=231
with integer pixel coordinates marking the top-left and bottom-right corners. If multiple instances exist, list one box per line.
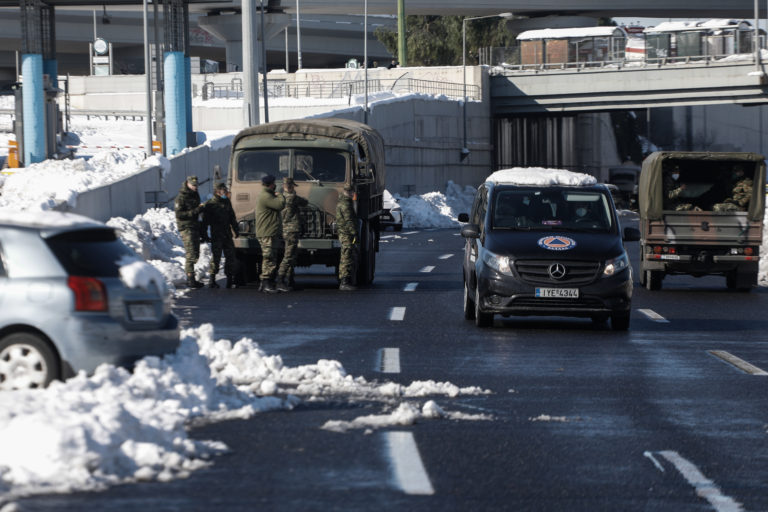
left=603, top=252, right=629, bottom=277
left=481, top=248, right=513, bottom=275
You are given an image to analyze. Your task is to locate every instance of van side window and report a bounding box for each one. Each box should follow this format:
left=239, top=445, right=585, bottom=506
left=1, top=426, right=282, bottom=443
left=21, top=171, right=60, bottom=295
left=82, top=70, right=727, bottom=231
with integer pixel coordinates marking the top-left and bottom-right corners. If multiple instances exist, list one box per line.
left=473, top=186, right=488, bottom=233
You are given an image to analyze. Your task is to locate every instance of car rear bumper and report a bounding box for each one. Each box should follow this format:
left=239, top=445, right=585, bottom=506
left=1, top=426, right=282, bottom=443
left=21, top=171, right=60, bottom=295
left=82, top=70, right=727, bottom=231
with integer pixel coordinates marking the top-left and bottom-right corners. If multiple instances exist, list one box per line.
left=476, top=267, right=632, bottom=317
left=56, top=314, right=180, bottom=375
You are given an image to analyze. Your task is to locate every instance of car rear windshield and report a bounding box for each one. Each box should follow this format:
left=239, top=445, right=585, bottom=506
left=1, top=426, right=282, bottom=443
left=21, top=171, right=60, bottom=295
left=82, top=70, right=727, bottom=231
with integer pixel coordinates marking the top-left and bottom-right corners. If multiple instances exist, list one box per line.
left=46, top=229, right=136, bottom=277
left=492, top=188, right=614, bottom=232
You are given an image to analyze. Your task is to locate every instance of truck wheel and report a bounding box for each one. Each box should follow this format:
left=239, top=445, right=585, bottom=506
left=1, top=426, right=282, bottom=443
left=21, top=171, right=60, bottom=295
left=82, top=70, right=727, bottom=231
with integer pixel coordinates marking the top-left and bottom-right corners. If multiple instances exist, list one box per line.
left=726, top=271, right=753, bottom=292
left=235, top=254, right=259, bottom=285
left=474, top=287, right=493, bottom=328
left=463, top=280, right=476, bottom=320
left=356, top=223, right=376, bottom=285
left=646, top=270, right=662, bottom=291
left=611, top=312, right=630, bottom=331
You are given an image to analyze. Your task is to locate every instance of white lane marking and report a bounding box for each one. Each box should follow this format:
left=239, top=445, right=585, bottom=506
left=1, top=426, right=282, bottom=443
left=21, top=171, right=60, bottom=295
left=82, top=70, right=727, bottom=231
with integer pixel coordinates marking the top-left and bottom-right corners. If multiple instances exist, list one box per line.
left=380, top=234, right=396, bottom=239
left=708, top=350, right=768, bottom=376
left=643, top=451, right=665, bottom=473
left=403, top=231, right=419, bottom=235
left=438, top=253, right=454, bottom=260
left=638, top=309, right=670, bottom=323
left=420, top=266, right=435, bottom=273
left=658, top=451, right=744, bottom=512
left=453, top=233, right=461, bottom=236
left=389, top=307, right=406, bottom=321
left=403, top=282, right=419, bottom=292
left=377, top=347, right=401, bottom=373
left=384, top=431, right=435, bottom=495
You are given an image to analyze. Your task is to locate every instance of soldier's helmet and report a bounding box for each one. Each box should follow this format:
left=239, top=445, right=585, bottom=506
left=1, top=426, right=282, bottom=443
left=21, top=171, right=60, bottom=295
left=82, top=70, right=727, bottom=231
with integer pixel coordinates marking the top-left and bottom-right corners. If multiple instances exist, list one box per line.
left=187, top=175, right=199, bottom=185
left=215, top=182, right=228, bottom=191
left=343, top=184, right=354, bottom=192
left=262, top=174, right=276, bottom=186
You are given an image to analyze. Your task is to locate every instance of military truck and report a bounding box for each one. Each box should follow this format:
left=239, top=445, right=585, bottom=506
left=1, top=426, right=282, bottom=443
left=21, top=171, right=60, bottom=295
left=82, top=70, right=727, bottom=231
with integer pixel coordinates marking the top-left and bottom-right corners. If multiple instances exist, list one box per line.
left=227, top=118, right=386, bottom=285
left=638, top=151, right=765, bottom=291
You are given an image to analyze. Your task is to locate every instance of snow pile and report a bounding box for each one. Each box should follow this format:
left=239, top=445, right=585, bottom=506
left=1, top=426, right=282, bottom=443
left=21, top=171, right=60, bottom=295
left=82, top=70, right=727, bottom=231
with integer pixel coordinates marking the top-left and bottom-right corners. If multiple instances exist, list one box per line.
left=396, top=180, right=476, bottom=228
left=108, top=208, right=212, bottom=287
left=0, top=323, right=490, bottom=500
left=487, top=167, right=597, bottom=186
left=0, top=151, right=154, bottom=212
left=118, top=256, right=169, bottom=294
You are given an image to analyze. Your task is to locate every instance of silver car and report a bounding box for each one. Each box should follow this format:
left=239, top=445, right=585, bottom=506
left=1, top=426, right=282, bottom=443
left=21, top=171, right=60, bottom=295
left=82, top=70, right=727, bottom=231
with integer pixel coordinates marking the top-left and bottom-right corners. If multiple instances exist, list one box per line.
left=0, top=211, right=179, bottom=390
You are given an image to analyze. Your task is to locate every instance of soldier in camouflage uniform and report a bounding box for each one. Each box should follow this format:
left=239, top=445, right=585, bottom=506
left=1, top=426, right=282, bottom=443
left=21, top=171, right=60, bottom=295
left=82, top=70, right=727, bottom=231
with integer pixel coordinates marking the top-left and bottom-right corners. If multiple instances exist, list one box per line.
left=715, top=167, right=753, bottom=212
left=276, top=178, right=307, bottom=292
left=336, top=184, right=358, bottom=291
left=174, top=175, right=205, bottom=289
left=255, top=174, right=285, bottom=293
left=202, top=182, right=240, bottom=289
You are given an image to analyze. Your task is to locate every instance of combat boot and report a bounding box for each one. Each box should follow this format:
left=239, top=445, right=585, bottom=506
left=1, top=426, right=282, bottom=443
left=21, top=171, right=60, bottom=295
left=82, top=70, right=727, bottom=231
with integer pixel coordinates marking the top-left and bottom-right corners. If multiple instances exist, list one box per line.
left=261, top=279, right=277, bottom=294
left=339, top=278, right=357, bottom=291
left=208, top=274, right=220, bottom=289
left=187, top=273, right=204, bottom=289
left=225, top=274, right=236, bottom=289
left=275, top=275, right=292, bottom=292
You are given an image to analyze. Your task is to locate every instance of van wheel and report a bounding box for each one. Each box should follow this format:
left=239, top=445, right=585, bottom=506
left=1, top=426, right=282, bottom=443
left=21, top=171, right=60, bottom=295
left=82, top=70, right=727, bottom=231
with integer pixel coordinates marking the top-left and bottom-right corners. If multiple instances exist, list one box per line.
left=356, top=223, right=376, bottom=285
left=0, top=332, right=59, bottom=390
left=611, top=312, right=630, bottom=331
left=474, top=287, right=493, bottom=328
left=646, top=270, right=662, bottom=291
left=463, top=280, right=475, bottom=320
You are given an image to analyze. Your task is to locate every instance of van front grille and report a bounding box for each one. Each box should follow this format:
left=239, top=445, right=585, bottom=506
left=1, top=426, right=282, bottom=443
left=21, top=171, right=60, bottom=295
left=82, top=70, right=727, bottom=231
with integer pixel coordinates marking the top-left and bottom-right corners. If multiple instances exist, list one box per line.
left=514, top=260, right=600, bottom=285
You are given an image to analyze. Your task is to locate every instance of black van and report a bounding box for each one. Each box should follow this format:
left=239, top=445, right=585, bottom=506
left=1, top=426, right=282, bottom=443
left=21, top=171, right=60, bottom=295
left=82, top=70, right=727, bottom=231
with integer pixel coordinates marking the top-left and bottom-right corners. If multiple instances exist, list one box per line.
left=459, top=172, right=640, bottom=330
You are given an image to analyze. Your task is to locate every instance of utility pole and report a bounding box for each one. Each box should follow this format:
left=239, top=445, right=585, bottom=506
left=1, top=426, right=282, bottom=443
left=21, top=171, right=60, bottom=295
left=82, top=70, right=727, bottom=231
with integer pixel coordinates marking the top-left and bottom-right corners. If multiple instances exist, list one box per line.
left=397, top=0, right=406, bottom=67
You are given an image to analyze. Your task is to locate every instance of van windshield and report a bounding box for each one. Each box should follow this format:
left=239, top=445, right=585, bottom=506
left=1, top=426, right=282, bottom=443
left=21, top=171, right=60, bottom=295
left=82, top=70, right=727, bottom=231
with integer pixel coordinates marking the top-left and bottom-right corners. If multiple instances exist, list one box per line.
left=492, top=188, right=614, bottom=232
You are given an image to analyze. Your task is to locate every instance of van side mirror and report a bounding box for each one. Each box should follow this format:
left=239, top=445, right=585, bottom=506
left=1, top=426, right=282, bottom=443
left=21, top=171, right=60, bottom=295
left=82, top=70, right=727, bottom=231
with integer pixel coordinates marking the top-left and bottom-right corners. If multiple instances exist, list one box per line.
left=623, top=227, right=641, bottom=242
left=461, top=223, right=480, bottom=239
left=458, top=213, right=469, bottom=223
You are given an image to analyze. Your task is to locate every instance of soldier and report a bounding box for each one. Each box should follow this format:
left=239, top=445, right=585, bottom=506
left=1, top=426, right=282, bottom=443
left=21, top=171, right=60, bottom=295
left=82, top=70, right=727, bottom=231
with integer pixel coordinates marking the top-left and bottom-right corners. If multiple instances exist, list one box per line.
left=336, top=184, right=358, bottom=291
left=202, top=182, right=240, bottom=289
left=174, top=175, right=205, bottom=289
left=255, top=174, right=286, bottom=293
left=276, top=177, right=307, bottom=292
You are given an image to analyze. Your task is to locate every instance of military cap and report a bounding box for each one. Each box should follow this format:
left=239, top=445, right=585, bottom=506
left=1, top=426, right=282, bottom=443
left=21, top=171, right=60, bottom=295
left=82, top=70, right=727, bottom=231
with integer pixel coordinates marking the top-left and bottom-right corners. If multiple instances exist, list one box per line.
left=215, top=182, right=228, bottom=191
left=284, top=177, right=296, bottom=187
left=261, top=174, right=276, bottom=185
left=343, top=184, right=354, bottom=192
left=187, top=175, right=198, bottom=185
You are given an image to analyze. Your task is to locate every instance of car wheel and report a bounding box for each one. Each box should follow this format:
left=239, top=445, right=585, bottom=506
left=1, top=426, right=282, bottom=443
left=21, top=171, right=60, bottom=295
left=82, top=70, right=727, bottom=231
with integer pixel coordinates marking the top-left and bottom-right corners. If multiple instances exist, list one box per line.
left=611, top=312, right=630, bottom=331
left=0, top=332, right=59, bottom=390
left=463, top=280, right=475, bottom=320
left=474, top=287, right=493, bottom=328
left=646, top=270, right=662, bottom=291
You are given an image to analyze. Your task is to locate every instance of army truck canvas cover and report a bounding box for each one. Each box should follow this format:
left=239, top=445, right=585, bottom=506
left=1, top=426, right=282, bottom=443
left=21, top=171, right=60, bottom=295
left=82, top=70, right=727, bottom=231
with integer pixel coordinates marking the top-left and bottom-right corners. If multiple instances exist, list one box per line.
left=228, top=118, right=386, bottom=285
left=638, top=151, right=765, bottom=291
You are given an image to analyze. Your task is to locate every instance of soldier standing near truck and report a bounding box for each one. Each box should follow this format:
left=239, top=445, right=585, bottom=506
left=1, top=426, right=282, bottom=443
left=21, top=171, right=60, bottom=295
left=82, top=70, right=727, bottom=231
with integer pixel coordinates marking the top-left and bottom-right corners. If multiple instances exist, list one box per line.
left=276, top=178, right=306, bottom=292
left=255, top=174, right=285, bottom=293
left=174, top=175, right=204, bottom=289
left=202, top=182, right=240, bottom=289
left=336, top=184, right=358, bottom=291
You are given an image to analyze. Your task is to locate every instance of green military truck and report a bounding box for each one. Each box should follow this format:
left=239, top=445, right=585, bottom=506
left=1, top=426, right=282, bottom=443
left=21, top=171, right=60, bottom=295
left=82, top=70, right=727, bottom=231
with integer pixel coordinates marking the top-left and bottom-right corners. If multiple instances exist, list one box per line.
left=638, top=151, right=765, bottom=291
left=227, top=118, right=386, bottom=285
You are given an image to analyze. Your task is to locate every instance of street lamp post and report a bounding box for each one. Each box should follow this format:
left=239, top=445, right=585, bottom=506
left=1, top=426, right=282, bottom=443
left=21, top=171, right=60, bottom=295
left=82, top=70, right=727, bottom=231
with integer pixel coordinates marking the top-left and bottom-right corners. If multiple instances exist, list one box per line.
left=296, top=0, right=302, bottom=70
left=462, top=12, right=512, bottom=159
left=364, top=0, right=368, bottom=123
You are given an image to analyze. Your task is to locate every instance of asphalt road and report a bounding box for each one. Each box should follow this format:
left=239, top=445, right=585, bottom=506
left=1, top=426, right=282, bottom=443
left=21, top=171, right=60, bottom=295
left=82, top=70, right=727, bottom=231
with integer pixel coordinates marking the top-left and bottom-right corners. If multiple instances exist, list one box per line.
left=17, top=216, right=768, bottom=511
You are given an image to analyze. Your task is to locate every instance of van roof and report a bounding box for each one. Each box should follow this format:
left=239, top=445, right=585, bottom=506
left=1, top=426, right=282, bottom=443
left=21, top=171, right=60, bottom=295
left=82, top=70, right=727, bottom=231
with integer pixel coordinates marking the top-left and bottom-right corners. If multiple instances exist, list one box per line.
left=486, top=167, right=598, bottom=187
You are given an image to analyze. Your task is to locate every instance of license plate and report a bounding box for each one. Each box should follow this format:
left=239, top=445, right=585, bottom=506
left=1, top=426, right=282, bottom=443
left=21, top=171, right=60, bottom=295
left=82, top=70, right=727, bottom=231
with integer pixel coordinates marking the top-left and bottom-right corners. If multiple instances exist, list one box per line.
left=128, top=303, right=157, bottom=322
left=535, top=288, right=579, bottom=298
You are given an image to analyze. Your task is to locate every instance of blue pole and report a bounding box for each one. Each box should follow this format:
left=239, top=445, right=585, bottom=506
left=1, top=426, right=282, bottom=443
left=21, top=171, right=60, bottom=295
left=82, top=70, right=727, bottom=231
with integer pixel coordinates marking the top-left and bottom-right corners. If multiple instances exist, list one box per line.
left=22, top=54, right=46, bottom=165
left=184, top=56, right=193, bottom=143
left=163, top=51, right=187, bottom=155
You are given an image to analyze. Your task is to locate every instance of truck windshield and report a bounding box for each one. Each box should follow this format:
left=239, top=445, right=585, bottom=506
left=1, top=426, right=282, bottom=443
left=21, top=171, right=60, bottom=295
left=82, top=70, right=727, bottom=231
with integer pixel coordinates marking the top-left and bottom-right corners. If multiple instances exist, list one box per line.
left=294, top=149, right=347, bottom=183
left=492, top=188, right=614, bottom=232
left=236, top=148, right=347, bottom=183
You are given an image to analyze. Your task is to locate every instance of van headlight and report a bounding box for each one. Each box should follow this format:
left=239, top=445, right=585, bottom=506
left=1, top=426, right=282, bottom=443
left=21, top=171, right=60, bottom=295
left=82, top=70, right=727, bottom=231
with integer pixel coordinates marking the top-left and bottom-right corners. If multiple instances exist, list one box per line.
left=603, top=252, right=629, bottom=277
left=481, top=248, right=513, bottom=275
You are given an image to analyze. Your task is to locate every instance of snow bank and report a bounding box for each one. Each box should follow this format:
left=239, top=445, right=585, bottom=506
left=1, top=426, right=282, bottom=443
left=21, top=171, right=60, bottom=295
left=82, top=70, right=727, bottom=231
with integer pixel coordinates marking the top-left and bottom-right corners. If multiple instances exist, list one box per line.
left=396, top=181, right=476, bottom=229
left=0, top=324, right=490, bottom=501
left=487, top=167, right=597, bottom=186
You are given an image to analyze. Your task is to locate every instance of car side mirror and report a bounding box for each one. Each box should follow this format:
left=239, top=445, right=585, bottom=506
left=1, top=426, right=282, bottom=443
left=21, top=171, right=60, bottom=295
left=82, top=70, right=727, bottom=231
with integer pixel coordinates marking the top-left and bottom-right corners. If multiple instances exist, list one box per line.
left=461, top=223, right=480, bottom=239
left=458, top=213, right=469, bottom=223
left=623, top=227, right=641, bottom=242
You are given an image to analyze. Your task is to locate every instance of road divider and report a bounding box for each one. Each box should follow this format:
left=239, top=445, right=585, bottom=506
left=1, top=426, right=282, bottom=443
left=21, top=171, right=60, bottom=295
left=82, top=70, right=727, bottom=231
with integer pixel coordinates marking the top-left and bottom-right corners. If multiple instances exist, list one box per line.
left=384, top=431, right=435, bottom=495
left=638, top=309, right=670, bottom=323
left=403, top=282, right=418, bottom=292
left=377, top=348, right=401, bottom=373
left=708, top=350, right=768, bottom=376
left=389, top=307, right=406, bottom=321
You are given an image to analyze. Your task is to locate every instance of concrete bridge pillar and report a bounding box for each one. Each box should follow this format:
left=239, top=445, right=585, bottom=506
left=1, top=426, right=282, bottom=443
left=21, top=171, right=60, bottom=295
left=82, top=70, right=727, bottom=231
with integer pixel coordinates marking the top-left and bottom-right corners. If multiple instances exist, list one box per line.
left=199, top=12, right=289, bottom=72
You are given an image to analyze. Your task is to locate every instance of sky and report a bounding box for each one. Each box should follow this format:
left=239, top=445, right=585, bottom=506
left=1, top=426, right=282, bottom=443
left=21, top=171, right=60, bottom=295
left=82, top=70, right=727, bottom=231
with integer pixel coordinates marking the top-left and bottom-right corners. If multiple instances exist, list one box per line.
left=0, top=88, right=766, bottom=507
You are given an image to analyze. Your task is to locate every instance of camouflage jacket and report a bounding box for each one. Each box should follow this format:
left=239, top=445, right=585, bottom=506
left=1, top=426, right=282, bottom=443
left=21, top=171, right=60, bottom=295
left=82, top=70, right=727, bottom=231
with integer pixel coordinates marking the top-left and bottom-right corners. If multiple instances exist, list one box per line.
left=281, top=192, right=308, bottom=234
left=202, top=194, right=238, bottom=239
left=255, top=187, right=286, bottom=238
left=174, top=183, right=202, bottom=231
left=335, top=194, right=357, bottom=238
